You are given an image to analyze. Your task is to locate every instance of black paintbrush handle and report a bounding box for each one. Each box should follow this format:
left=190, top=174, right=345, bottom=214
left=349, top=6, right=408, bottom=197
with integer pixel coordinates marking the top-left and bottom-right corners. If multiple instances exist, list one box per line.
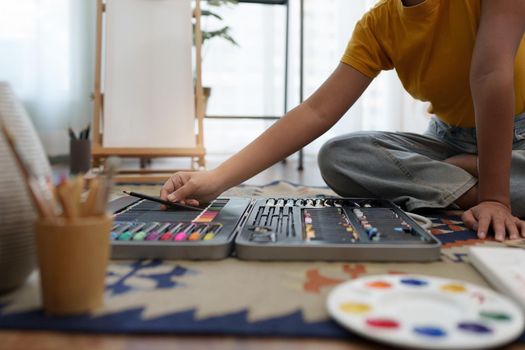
left=123, top=191, right=201, bottom=211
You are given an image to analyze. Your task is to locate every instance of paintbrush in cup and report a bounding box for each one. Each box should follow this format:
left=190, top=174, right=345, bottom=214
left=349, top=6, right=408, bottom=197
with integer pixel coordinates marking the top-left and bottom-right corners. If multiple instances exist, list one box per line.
left=92, top=157, right=121, bottom=216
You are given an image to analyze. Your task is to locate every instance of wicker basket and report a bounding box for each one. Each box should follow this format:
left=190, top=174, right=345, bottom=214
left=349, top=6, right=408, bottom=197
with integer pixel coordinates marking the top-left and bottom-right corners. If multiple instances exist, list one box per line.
left=0, top=82, right=52, bottom=292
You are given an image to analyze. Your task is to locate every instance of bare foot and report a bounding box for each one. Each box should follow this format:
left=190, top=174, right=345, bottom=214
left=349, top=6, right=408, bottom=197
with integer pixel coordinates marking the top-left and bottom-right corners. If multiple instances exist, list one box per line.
left=444, top=154, right=478, bottom=177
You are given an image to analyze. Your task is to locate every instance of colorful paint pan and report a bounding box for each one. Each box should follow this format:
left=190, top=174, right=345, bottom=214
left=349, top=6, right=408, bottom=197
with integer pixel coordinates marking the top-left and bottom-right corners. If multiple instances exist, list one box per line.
left=116, top=222, right=146, bottom=241
left=192, top=199, right=229, bottom=223
left=160, top=223, right=185, bottom=241
left=326, top=275, right=524, bottom=349
left=174, top=224, right=196, bottom=241
left=188, top=225, right=210, bottom=241
left=144, top=223, right=173, bottom=241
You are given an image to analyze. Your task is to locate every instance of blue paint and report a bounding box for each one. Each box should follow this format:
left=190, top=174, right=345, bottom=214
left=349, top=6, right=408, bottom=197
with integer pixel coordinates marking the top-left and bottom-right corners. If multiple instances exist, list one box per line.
left=400, top=278, right=428, bottom=287
left=414, top=326, right=447, bottom=337
left=458, top=322, right=492, bottom=334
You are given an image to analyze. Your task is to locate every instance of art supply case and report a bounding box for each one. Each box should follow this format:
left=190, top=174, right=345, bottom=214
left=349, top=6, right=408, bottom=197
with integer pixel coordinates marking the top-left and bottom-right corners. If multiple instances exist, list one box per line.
left=110, top=196, right=441, bottom=261
left=110, top=196, right=253, bottom=260
left=235, top=197, right=441, bottom=261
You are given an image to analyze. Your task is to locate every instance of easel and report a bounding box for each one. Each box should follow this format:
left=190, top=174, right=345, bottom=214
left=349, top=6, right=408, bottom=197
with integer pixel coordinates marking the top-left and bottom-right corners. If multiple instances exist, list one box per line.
left=91, top=0, right=206, bottom=183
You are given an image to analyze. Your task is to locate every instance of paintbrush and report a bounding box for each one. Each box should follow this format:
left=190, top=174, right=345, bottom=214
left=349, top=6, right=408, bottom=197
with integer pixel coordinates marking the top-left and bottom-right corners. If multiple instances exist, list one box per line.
left=122, top=191, right=202, bottom=211
left=93, top=157, right=121, bottom=215
left=81, top=178, right=100, bottom=216
left=56, top=177, right=76, bottom=219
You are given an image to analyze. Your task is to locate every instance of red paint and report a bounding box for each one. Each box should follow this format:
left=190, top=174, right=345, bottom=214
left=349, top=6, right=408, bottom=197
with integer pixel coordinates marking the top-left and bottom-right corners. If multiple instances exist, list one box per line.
left=366, top=318, right=400, bottom=329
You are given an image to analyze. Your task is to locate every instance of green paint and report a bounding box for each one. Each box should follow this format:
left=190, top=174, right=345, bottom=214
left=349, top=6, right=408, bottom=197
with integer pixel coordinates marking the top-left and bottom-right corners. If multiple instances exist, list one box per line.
left=480, top=311, right=512, bottom=321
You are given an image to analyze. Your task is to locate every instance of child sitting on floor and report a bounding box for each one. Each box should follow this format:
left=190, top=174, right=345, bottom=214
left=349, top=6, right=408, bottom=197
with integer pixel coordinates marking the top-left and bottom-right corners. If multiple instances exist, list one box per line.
left=161, top=0, right=525, bottom=241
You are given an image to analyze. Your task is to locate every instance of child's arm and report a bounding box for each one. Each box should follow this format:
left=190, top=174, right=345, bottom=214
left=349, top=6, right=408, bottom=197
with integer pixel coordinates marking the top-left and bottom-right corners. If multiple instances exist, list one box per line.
left=462, top=0, right=525, bottom=240
left=160, top=63, right=372, bottom=204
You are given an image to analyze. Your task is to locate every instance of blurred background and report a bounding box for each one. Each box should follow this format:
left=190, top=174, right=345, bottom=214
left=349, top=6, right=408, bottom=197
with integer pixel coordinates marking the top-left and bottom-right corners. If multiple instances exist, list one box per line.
left=0, top=0, right=430, bottom=180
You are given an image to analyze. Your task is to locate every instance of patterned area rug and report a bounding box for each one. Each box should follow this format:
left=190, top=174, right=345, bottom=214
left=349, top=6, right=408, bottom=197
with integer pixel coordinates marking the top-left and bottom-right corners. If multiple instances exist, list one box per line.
left=0, top=181, right=523, bottom=341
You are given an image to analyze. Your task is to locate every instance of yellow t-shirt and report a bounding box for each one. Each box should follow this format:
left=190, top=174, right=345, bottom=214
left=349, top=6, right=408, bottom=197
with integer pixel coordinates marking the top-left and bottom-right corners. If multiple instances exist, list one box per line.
left=342, top=0, right=525, bottom=128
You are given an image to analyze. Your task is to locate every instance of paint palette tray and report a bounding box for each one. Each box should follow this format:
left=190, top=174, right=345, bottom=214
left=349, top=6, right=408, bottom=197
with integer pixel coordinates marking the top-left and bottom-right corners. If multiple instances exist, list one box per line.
left=235, top=198, right=441, bottom=261
left=327, top=275, right=524, bottom=349
left=110, top=196, right=253, bottom=260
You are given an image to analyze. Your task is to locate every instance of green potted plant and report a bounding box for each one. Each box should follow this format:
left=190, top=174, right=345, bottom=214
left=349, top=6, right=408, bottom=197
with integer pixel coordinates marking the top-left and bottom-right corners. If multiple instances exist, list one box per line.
left=194, top=0, right=239, bottom=113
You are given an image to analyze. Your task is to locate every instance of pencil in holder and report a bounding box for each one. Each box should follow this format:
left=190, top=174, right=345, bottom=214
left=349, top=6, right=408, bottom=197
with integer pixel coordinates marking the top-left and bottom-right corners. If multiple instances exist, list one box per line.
left=34, top=215, right=112, bottom=315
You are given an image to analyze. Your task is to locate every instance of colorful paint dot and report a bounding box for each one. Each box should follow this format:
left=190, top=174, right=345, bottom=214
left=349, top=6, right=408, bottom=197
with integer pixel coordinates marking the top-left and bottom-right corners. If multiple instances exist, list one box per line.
left=400, top=278, right=428, bottom=287
left=132, top=231, right=147, bottom=241
left=441, top=283, right=466, bottom=293
left=480, top=311, right=512, bottom=321
left=365, top=281, right=392, bottom=289
left=413, top=326, right=447, bottom=337
left=145, top=232, right=162, bottom=241
left=118, top=232, right=133, bottom=241
left=366, top=318, right=399, bottom=329
left=203, top=233, right=215, bottom=240
left=340, top=302, right=371, bottom=314
left=457, top=322, right=492, bottom=334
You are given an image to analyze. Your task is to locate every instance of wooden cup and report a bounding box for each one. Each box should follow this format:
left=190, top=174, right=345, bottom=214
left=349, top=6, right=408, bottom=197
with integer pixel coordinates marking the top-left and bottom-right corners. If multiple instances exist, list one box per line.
left=34, top=216, right=112, bottom=315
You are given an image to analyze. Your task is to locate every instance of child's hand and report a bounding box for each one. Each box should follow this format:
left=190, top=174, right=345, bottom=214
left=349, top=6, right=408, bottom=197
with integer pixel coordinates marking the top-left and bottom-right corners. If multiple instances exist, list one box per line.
left=461, top=201, right=525, bottom=241
left=160, top=170, right=224, bottom=209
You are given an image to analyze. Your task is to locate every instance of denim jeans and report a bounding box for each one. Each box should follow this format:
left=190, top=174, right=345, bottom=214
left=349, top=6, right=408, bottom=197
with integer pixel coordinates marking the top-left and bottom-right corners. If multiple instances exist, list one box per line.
left=318, top=112, right=525, bottom=216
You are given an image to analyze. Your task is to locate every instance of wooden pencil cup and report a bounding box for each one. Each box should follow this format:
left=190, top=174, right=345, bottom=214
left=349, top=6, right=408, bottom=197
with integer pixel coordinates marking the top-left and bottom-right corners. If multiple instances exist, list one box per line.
left=34, top=216, right=112, bottom=315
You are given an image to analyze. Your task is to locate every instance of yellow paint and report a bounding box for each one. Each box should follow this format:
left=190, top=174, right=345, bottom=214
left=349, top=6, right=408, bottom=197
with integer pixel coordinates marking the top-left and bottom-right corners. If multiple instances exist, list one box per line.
left=305, top=224, right=316, bottom=240
left=441, top=283, right=466, bottom=293
left=340, top=302, right=371, bottom=314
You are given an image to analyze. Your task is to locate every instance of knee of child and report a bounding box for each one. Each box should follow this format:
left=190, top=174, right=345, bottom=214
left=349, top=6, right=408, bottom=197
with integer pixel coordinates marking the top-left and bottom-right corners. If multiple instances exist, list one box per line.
left=318, top=139, right=338, bottom=176
left=318, top=133, right=375, bottom=173
left=318, top=133, right=376, bottom=187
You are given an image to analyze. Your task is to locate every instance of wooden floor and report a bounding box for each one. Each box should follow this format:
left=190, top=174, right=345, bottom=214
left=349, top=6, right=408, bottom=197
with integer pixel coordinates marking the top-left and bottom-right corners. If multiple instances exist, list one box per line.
left=1, top=330, right=524, bottom=350
left=0, top=332, right=376, bottom=350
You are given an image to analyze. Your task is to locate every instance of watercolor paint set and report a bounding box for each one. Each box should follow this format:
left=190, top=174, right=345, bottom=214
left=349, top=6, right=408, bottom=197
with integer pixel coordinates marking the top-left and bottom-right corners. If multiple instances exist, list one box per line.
left=327, top=274, right=524, bottom=349
left=110, top=195, right=440, bottom=261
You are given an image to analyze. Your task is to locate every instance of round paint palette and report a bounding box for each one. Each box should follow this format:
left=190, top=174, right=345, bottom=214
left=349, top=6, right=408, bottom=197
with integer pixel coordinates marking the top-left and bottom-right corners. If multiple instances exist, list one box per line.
left=327, top=275, right=524, bottom=349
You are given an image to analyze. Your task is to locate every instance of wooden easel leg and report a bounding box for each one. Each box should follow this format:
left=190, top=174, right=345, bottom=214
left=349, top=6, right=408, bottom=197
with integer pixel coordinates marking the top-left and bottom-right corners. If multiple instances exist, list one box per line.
left=92, top=156, right=101, bottom=169
left=190, top=157, right=195, bottom=170
left=198, top=155, right=206, bottom=170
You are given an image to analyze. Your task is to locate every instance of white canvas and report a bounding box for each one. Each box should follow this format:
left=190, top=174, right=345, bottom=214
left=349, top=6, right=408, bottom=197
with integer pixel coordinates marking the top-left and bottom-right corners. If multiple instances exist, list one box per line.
left=103, top=0, right=195, bottom=148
